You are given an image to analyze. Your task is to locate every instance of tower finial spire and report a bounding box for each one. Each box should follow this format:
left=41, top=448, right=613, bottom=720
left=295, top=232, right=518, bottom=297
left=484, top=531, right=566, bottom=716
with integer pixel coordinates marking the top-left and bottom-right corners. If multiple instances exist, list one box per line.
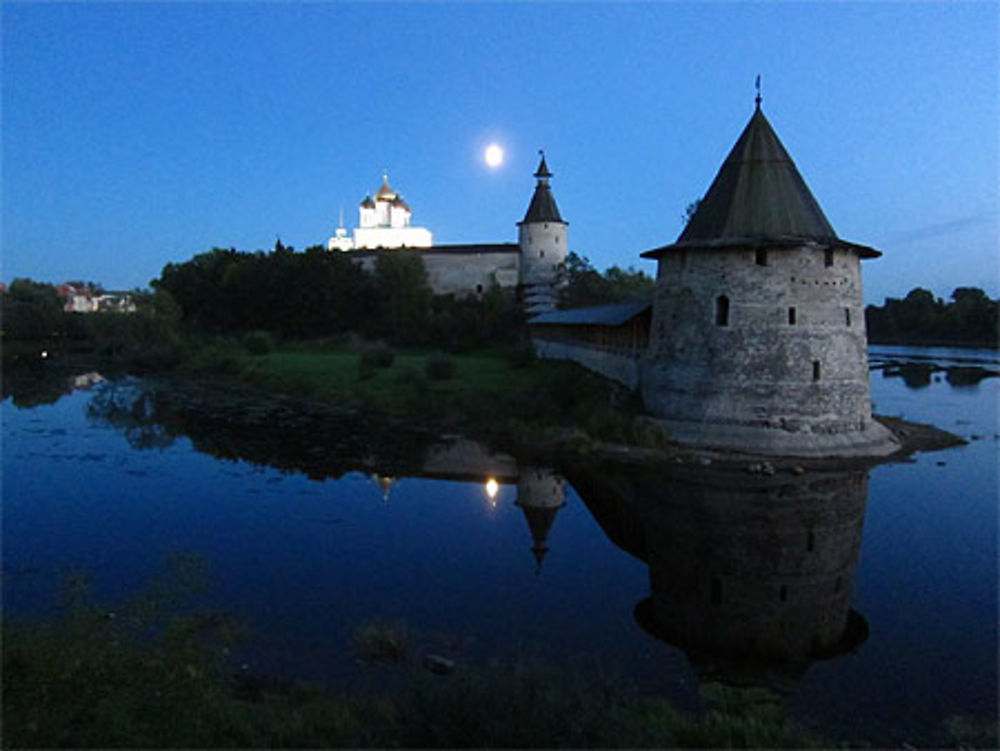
left=534, top=149, right=552, bottom=180
left=754, top=74, right=762, bottom=109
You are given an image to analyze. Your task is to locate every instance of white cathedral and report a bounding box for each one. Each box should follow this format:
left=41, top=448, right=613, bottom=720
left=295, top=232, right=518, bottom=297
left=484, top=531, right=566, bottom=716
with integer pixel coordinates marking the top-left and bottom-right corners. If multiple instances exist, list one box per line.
left=327, top=173, right=433, bottom=251
left=326, top=155, right=567, bottom=313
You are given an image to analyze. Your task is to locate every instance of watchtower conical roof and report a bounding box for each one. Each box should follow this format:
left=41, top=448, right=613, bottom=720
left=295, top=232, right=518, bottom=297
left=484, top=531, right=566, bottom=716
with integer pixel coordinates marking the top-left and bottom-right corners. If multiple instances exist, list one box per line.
left=643, top=104, right=878, bottom=258
left=519, top=152, right=565, bottom=225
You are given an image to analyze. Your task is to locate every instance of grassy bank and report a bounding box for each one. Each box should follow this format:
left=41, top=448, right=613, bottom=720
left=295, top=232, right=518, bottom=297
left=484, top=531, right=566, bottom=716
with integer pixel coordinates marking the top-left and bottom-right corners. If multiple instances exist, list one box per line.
left=3, top=561, right=827, bottom=749
left=180, top=339, right=659, bottom=450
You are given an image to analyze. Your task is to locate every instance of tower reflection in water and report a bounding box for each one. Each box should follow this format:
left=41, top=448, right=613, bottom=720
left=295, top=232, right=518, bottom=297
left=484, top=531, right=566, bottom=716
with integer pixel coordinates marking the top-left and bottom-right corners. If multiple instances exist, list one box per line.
left=515, top=467, right=566, bottom=572
left=571, top=464, right=869, bottom=713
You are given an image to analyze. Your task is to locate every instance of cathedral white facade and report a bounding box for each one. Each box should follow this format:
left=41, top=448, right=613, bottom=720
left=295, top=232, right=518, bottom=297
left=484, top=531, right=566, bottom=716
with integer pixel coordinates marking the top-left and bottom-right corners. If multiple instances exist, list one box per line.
left=328, top=173, right=433, bottom=251
left=325, top=155, right=568, bottom=314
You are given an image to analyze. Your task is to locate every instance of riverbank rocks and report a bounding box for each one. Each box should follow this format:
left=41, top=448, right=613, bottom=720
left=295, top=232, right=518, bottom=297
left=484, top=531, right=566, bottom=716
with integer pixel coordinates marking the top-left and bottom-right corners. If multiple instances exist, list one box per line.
left=746, top=461, right=776, bottom=476
left=423, top=654, right=456, bottom=675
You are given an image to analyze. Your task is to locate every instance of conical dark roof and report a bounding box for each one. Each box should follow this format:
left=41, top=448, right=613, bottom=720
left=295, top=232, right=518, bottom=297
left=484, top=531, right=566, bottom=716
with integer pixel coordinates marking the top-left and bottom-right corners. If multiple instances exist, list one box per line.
left=519, top=152, right=565, bottom=225
left=643, top=105, right=878, bottom=258
left=520, top=182, right=564, bottom=224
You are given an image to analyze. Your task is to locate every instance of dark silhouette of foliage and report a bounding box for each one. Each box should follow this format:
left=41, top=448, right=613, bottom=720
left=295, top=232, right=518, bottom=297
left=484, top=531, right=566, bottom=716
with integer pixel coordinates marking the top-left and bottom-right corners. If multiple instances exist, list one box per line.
left=557, top=252, right=655, bottom=309
left=682, top=198, right=701, bottom=226
left=150, top=244, right=523, bottom=350
left=369, top=251, right=433, bottom=345
left=153, top=245, right=374, bottom=339
left=865, top=287, right=999, bottom=346
left=1, top=278, right=66, bottom=340
left=427, top=286, right=523, bottom=352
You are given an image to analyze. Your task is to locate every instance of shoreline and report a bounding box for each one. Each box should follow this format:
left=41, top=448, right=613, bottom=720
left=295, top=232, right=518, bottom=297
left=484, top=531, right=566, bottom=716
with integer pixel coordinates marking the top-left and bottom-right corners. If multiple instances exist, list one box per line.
left=868, top=337, right=999, bottom=351
left=104, top=368, right=970, bottom=478
left=530, top=414, right=965, bottom=477
left=8, top=350, right=968, bottom=475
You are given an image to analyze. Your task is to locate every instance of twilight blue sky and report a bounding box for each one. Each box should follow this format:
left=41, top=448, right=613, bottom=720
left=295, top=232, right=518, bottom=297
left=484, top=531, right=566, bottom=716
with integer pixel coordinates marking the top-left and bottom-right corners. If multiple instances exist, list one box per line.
left=3, top=2, right=997, bottom=304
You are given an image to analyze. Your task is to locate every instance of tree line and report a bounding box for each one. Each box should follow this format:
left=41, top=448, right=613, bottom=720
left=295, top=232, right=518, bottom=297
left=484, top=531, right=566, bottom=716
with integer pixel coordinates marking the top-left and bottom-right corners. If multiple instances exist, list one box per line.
left=864, top=287, right=999, bottom=347
left=2, top=244, right=657, bottom=366
left=149, top=244, right=656, bottom=345
left=150, top=242, right=522, bottom=350
left=557, top=252, right=655, bottom=308
left=18, top=249, right=990, bottom=370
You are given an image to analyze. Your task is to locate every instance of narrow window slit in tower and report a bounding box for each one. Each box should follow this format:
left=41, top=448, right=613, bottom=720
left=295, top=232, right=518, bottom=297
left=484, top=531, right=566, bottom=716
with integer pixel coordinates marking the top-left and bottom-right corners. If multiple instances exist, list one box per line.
left=788, top=307, right=797, bottom=325
left=755, top=248, right=768, bottom=266
left=845, top=307, right=851, bottom=326
left=812, top=360, right=821, bottom=381
left=824, top=248, right=834, bottom=267
left=715, top=295, right=729, bottom=327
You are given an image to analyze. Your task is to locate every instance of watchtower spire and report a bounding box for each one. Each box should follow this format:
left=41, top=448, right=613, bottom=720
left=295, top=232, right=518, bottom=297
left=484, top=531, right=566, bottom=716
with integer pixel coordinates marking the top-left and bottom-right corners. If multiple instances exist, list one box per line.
left=534, top=149, right=552, bottom=181
left=755, top=74, right=762, bottom=110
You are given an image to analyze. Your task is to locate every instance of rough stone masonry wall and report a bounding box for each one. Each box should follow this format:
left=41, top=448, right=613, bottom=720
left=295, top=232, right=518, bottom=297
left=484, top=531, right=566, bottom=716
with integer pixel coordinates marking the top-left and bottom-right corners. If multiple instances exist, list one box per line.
left=355, top=251, right=520, bottom=297
left=640, top=245, right=873, bottom=435
left=518, top=222, right=567, bottom=287
left=421, top=252, right=520, bottom=296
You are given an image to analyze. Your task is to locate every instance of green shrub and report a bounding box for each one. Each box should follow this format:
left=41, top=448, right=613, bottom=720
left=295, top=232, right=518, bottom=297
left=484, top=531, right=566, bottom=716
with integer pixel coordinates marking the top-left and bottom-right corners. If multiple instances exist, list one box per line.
left=351, top=619, right=409, bottom=664
left=360, top=345, right=395, bottom=369
left=396, top=366, right=429, bottom=394
left=425, top=353, right=455, bottom=381
left=243, top=330, right=274, bottom=355
left=185, top=342, right=245, bottom=375
left=507, top=339, right=536, bottom=369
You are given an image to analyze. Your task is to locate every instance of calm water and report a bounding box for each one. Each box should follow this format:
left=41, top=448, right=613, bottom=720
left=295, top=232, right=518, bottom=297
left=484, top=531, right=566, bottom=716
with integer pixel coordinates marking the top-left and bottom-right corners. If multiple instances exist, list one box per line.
left=3, top=346, right=997, bottom=746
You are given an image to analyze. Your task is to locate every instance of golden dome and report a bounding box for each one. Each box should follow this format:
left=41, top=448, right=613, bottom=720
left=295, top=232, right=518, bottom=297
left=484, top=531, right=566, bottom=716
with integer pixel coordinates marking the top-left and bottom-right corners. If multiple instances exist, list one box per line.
left=375, top=173, right=396, bottom=201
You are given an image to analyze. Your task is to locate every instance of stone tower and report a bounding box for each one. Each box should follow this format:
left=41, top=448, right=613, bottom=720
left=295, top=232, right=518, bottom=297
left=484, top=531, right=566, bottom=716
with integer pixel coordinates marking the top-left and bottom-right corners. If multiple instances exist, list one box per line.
left=639, top=100, right=896, bottom=457
left=518, top=152, right=568, bottom=314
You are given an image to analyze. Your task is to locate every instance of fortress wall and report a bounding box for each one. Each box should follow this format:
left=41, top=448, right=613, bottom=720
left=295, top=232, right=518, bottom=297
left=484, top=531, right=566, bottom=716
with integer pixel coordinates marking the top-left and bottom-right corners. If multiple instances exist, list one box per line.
left=421, top=251, right=520, bottom=296
left=641, top=245, right=874, bottom=434
left=534, top=338, right=641, bottom=389
left=352, top=250, right=520, bottom=297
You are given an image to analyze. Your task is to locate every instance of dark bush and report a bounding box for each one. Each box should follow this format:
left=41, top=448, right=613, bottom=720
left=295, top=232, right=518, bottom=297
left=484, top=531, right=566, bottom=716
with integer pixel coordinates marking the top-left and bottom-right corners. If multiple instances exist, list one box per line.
left=361, top=345, right=395, bottom=369
left=425, top=353, right=455, bottom=381
left=507, top=339, right=536, bottom=369
left=395, top=366, right=428, bottom=391
left=243, top=330, right=274, bottom=355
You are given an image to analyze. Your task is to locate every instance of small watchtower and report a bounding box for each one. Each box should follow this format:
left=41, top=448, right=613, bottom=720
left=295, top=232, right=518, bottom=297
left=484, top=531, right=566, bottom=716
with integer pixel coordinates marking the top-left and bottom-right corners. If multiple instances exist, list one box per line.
left=639, top=96, right=896, bottom=456
left=518, top=152, right=568, bottom=313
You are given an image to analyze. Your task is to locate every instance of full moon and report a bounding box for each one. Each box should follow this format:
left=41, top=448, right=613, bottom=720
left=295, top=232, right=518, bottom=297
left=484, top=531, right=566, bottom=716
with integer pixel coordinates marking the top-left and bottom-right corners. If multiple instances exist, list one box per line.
left=484, top=143, right=504, bottom=168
